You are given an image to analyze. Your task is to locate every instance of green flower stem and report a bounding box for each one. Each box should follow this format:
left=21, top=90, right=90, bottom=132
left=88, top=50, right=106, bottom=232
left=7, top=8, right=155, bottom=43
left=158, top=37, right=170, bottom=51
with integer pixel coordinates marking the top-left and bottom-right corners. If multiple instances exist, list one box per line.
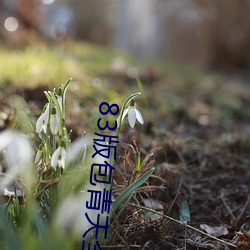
left=107, top=92, right=142, bottom=190
left=115, top=92, right=141, bottom=138
left=44, top=94, right=53, bottom=164
left=61, top=78, right=72, bottom=126
left=52, top=134, right=56, bottom=152
left=63, top=127, right=70, bottom=150
left=110, top=92, right=141, bottom=170
left=44, top=140, right=49, bottom=165
left=48, top=91, right=63, bottom=136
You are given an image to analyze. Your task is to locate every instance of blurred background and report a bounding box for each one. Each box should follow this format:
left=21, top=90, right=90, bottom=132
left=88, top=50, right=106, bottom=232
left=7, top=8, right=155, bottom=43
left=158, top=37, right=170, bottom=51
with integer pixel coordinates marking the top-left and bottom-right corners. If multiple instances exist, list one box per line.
left=0, top=2, right=250, bottom=249
left=1, top=0, right=250, bottom=73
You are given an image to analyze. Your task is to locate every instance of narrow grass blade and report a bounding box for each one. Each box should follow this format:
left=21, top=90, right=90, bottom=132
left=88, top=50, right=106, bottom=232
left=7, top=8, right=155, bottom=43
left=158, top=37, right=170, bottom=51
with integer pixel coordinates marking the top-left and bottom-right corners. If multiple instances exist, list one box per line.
left=0, top=208, right=21, bottom=250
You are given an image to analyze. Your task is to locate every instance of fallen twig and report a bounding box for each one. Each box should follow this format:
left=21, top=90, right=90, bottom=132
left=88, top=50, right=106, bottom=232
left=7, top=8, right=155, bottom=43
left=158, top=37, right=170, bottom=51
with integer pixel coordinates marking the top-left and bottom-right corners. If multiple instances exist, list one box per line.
left=166, top=178, right=183, bottom=215
left=129, top=203, right=237, bottom=249
left=221, top=189, right=236, bottom=222
left=101, top=244, right=141, bottom=248
left=233, top=192, right=250, bottom=227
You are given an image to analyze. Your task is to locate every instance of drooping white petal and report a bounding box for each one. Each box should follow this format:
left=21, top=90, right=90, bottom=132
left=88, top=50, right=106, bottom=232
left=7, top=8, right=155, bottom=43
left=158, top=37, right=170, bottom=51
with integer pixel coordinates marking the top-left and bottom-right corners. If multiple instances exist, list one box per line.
left=57, top=96, right=63, bottom=111
left=59, top=148, right=67, bottom=169
left=5, top=133, right=32, bottom=170
left=51, top=147, right=61, bottom=168
left=0, top=130, right=33, bottom=191
left=41, top=121, right=48, bottom=133
left=36, top=104, right=50, bottom=134
left=67, top=135, right=91, bottom=163
left=0, top=130, right=13, bottom=151
left=51, top=147, right=67, bottom=169
left=50, top=114, right=59, bottom=135
left=57, top=158, right=64, bottom=169
left=128, top=107, right=136, bottom=128
left=122, top=107, right=129, bottom=121
left=55, top=183, right=108, bottom=238
left=62, top=148, right=67, bottom=160
left=135, top=109, right=144, bottom=125
left=36, top=113, right=45, bottom=133
left=121, top=101, right=144, bottom=128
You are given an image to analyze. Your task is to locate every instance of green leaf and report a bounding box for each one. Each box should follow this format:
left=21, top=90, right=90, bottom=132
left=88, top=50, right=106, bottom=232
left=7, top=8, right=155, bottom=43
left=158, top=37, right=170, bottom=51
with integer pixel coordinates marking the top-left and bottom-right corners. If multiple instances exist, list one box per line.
left=112, top=167, right=154, bottom=211
left=112, top=192, right=133, bottom=225
left=32, top=209, right=46, bottom=237
left=179, top=199, right=191, bottom=222
left=0, top=208, right=21, bottom=250
left=135, top=152, right=141, bottom=173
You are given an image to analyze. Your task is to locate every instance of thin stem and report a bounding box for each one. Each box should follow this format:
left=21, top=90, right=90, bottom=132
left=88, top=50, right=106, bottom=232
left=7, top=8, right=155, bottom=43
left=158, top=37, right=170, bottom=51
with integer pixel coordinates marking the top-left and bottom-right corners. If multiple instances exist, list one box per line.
left=48, top=92, right=63, bottom=136
left=61, top=78, right=72, bottom=127
left=111, top=92, right=141, bottom=169
left=52, top=134, right=56, bottom=152
left=116, top=92, right=141, bottom=138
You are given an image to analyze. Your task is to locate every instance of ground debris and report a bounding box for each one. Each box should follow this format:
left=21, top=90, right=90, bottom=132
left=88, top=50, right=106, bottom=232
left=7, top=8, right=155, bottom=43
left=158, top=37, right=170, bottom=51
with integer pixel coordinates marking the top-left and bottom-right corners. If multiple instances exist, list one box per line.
left=237, top=231, right=250, bottom=248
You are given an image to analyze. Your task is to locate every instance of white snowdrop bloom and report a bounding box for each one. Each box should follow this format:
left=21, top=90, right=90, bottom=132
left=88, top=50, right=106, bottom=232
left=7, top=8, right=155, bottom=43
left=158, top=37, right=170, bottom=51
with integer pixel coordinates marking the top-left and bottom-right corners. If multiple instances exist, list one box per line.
left=67, top=134, right=91, bottom=164
left=54, top=183, right=108, bottom=238
left=57, top=95, right=63, bottom=112
left=50, top=106, right=59, bottom=135
left=36, top=103, right=50, bottom=133
left=122, top=99, right=144, bottom=128
left=51, top=145, right=67, bottom=169
left=0, top=130, right=33, bottom=190
left=56, top=87, right=63, bottom=111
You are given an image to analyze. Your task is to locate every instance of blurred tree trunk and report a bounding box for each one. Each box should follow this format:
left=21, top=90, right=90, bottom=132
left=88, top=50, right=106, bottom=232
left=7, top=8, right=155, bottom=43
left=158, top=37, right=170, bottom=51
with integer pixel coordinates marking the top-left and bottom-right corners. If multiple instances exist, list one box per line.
left=68, top=0, right=113, bottom=44
left=161, top=0, right=250, bottom=71
left=0, top=0, right=42, bottom=46
left=204, top=0, right=250, bottom=71
left=15, top=0, right=42, bottom=45
left=16, top=0, right=41, bottom=31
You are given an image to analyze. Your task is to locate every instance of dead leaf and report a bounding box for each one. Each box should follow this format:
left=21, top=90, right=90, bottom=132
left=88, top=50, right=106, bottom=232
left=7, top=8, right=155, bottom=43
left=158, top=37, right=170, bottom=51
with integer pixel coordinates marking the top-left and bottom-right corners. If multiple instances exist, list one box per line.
left=175, top=192, right=191, bottom=222
left=142, top=198, right=163, bottom=210
left=142, top=198, right=164, bottom=221
left=237, top=231, right=250, bottom=248
left=200, top=224, right=229, bottom=237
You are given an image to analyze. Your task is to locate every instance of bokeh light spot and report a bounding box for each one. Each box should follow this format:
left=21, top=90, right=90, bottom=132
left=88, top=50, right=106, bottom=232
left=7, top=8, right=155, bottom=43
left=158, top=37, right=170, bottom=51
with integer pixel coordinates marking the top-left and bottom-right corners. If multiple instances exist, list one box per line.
left=50, top=24, right=66, bottom=40
left=41, top=0, right=55, bottom=5
left=4, top=17, right=19, bottom=32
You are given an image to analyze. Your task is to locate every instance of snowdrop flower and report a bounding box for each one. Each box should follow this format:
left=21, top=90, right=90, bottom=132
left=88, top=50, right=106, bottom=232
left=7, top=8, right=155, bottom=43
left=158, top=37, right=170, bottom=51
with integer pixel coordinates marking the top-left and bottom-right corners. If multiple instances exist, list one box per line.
left=36, top=103, right=50, bottom=133
left=50, top=106, right=59, bottom=135
left=0, top=130, right=33, bottom=190
left=54, top=183, right=108, bottom=238
left=67, top=134, right=91, bottom=164
left=51, top=142, right=67, bottom=169
left=122, top=99, right=144, bottom=128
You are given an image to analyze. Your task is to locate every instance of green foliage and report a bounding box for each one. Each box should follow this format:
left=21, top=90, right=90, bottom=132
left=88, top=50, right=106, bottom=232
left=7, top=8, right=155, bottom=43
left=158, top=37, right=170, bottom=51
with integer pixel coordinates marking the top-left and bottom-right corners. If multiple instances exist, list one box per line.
left=0, top=46, right=70, bottom=86
left=0, top=79, right=152, bottom=250
left=0, top=43, right=130, bottom=87
left=112, top=167, right=155, bottom=222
